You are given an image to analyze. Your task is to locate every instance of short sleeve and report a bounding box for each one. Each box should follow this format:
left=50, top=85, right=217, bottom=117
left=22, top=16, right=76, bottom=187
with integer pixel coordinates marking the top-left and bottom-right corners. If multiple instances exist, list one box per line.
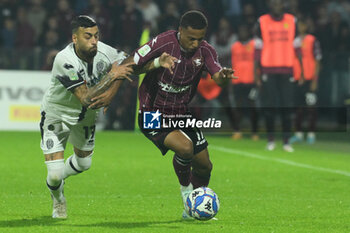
left=202, top=43, right=222, bottom=76
left=53, top=54, right=85, bottom=91
left=132, top=32, right=173, bottom=66
left=98, top=41, right=127, bottom=65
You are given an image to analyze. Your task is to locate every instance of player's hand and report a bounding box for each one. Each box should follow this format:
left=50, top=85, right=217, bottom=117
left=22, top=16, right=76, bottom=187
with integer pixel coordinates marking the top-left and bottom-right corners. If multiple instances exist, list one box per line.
left=159, top=52, right=179, bottom=74
left=88, top=89, right=114, bottom=109
left=220, top=67, right=238, bottom=79
left=111, top=61, right=135, bottom=82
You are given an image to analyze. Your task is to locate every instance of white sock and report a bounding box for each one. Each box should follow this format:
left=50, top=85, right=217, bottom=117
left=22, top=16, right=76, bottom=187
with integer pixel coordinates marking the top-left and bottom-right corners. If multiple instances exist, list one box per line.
left=63, top=153, right=93, bottom=179
left=45, top=159, right=64, bottom=201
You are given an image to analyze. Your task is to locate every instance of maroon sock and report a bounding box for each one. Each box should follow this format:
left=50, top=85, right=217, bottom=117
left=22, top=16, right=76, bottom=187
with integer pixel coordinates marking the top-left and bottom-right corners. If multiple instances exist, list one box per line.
left=191, top=172, right=211, bottom=189
left=172, top=154, right=192, bottom=186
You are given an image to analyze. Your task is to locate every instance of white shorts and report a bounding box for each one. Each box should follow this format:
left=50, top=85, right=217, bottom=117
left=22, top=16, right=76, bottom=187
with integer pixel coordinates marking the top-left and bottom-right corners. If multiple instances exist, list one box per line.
left=40, top=112, right=96, bottom=154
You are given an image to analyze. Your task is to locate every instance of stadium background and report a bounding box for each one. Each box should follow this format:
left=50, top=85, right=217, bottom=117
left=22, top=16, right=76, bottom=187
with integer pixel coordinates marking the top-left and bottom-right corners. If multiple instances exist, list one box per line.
left=0, top=0, right=349, bottom=131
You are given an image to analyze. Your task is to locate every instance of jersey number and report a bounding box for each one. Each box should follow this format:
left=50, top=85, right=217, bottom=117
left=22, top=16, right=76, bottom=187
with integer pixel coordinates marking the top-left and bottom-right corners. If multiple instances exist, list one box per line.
left=84, top=125, right=96, bottom=140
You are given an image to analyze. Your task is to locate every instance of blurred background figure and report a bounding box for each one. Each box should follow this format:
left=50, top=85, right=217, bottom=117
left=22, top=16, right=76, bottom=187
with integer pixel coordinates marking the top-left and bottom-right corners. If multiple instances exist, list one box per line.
left=111, top=0, right=144, bottom=53
left=290, top=17, right=322, bottom=145
left=157, top=1, right=180, bottom=32
left=231, top=24, right=259, bottom=140
left=209, top=17, right=237, bottom=67
left=254, top=0, right=300, bottom=152
left=137, top=0, right=160, bottom=32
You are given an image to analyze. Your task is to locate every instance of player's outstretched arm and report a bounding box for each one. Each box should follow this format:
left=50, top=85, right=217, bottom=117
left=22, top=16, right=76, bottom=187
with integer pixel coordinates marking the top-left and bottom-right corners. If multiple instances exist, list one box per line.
left=87, top=53, right=178, bottom=110
left=73, top=61, right=134, bottom=107
left=212, top=67, right=238, bottom=86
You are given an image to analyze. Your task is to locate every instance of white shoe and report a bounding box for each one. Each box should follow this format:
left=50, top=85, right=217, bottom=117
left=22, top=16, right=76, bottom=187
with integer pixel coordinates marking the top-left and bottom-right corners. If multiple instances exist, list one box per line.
left=283, top=144, right=294, bottom=153
left=182, top=209, right=193, bottom=220
left=52, top=194, right=67, bottom=219
left=180, top=183, right=193, bottom=219
left=266, top=142, right=276, bottom=151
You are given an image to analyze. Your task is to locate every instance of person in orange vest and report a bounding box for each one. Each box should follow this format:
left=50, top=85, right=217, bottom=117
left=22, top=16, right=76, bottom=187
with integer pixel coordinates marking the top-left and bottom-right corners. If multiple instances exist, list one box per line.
left=231, top=24, right=259, bottom=140
left=290, top=17, right=322, bottom=144
left=254, top=0, right=303, bottom=152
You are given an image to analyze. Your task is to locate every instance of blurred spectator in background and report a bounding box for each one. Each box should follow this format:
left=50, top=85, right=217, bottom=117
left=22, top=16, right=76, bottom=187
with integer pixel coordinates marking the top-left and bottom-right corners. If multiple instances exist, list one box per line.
left=0, top=17, right=16, bottom=68
left=16, top=7, right=35, bottom=69
left=231, top=24, right=259, bottom=140
left=111, top=0, right=144, bottom=52
left=27, top=0, right=46, bottom=43
left=254, top=0, right=300, bottom=152
left=39, top=16, right=61, bottom=46
left=290, top=17, right=322, bottom=144
left=137, top=0, right=160, bottom=32
left=41, top=49, right=58, bottom=71
left=54, top=0, right=75, bottom=45
left=326, top=0, right=350, bottom=26
left=0, top=0, right=18, bottom=30
left=1, top=16, right=15, bottom=49
left=209, top=17, right=237, bottom=67
left=85, top=0, right=111, bottom=44
left=240, top=3, right=257, bottom=29
left=158, top=1, right=180, bottom=32
left=222, top=0, right=242, bottom=26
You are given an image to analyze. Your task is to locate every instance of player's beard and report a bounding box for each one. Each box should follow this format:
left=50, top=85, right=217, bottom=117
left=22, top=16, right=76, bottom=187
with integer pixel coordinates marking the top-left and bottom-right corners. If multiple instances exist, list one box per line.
left=82, top=47, right=97, bottom=60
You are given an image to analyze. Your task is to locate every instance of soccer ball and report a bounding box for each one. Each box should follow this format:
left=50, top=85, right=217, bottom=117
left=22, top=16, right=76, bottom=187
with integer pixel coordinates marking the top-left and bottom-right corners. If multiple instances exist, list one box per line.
left=185, top=187, right=220, bottom=221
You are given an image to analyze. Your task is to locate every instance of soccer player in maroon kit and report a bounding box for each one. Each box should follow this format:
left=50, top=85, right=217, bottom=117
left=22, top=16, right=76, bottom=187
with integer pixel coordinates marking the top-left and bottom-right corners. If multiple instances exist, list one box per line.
left=133, top=10, right=235, bottom=219
left=90, top=10, right=235, bottom=219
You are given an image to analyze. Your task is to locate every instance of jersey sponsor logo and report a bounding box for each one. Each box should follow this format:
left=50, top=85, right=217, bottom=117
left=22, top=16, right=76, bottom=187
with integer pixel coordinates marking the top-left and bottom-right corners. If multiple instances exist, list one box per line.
left=143, top=110, right=161, bottom=129
left=68, top=70, right=79, bottom=81
left=158, top=81, right=191, bottom=93
left=138, top=44, right=151, bottom=57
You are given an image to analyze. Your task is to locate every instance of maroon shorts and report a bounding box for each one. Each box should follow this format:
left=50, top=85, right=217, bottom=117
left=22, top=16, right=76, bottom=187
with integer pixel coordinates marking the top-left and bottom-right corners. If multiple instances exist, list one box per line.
left=138, top=114, right=208, bottom=155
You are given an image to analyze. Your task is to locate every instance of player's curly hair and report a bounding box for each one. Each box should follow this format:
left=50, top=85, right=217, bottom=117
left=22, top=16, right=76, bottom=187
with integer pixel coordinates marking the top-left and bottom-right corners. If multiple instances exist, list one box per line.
left=180, top=10, right=208, bottom=30
left=71, top=15, right=97, bottom=33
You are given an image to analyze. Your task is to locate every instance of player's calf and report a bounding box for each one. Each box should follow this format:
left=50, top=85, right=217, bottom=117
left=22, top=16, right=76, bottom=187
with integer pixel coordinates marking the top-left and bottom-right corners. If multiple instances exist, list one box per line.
left=63, top=151, right=93, bottom=179
left=45, top=159, right=65, bottom=201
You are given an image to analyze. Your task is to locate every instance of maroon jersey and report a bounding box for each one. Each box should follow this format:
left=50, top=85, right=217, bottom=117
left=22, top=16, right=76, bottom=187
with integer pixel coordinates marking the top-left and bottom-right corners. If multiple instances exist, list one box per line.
left=133, top=30, right=222, bottom=114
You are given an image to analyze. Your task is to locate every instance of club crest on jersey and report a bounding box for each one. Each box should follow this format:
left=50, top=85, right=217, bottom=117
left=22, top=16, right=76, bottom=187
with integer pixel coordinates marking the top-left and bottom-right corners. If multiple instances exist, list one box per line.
left=46, top=139, right=54, bottom=149
left=193, top=57, right=203, bottom=67
left=143, top=110, right=161, bottom=129
left=96, top=60, right=107, bottom=73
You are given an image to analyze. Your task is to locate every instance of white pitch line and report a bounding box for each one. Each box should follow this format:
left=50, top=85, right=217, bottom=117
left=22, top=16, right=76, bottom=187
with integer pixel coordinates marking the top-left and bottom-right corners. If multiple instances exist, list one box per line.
left=210, top=145, right=350, bottom=177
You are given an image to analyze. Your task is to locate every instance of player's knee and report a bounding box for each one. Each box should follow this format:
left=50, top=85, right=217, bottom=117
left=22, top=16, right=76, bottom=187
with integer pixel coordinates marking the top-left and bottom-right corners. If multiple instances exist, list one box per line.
left=177, top=141, right=194, bottom=159
left=75, top=152, right=93, bottom=171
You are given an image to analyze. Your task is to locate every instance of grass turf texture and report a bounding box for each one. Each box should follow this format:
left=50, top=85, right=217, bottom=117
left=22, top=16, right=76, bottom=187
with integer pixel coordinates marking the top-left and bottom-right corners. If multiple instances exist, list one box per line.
left=0, top=131, right=349, bottom=233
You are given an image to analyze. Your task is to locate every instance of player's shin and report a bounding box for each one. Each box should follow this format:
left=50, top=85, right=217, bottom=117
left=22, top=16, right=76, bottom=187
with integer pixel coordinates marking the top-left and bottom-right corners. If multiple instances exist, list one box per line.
left=63, top=152, right=93, bottom=179
left=45, top=159, right=65, bottom=201
left=190, top=161, right=212, bottom=189
left=173, top=154, right=192, bottom=186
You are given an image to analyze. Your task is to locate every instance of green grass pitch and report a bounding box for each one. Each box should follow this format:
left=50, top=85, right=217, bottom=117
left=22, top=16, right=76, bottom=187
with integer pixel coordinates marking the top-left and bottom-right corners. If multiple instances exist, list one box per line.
left=0, top=131, right=349, bottom=233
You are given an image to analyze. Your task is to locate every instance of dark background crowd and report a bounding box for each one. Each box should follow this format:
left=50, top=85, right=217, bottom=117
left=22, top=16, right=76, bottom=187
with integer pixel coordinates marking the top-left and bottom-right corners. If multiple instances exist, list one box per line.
left=0, top=0, right=349, bottom=130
